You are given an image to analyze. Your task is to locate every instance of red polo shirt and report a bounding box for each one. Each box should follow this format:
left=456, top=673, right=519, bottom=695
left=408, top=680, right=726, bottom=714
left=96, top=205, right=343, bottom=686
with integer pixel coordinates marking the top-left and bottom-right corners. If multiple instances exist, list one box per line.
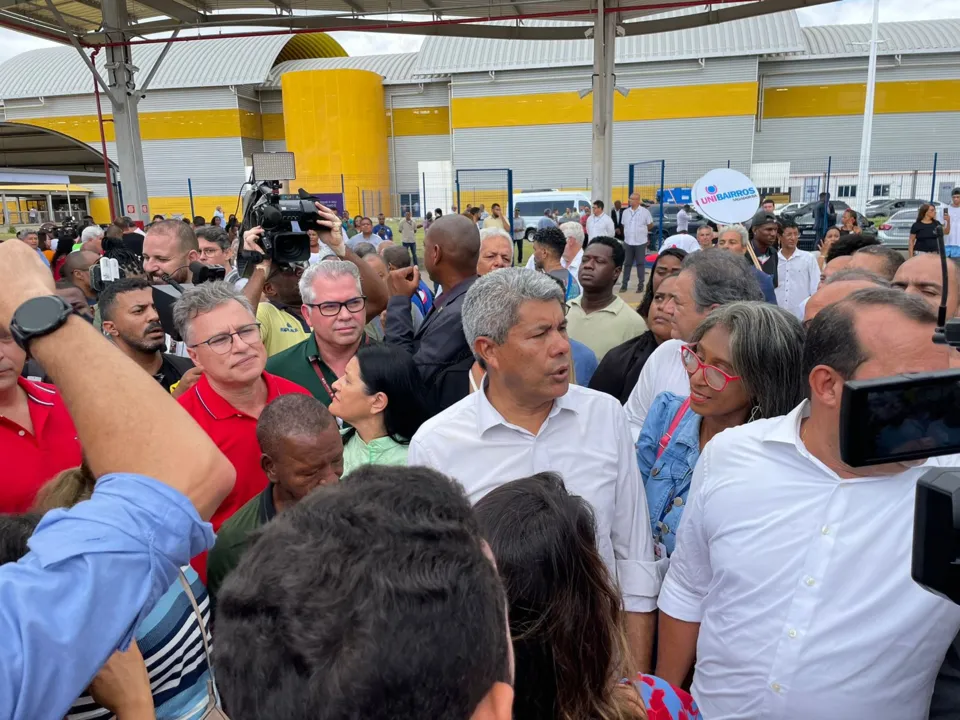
left=1, top=377, right=82, bottom=513
left=178, top=371, right=309, bottom=580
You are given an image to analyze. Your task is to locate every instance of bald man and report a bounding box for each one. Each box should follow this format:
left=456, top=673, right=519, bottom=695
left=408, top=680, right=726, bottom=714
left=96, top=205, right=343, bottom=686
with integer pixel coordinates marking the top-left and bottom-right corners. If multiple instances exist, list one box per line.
left=384, top=213, right=480, bottom=411
left=62, top=250, right=100, bottom=304
left=803, top=268, right=890, bottom=324
left=893, top=254, right=960, bottom=318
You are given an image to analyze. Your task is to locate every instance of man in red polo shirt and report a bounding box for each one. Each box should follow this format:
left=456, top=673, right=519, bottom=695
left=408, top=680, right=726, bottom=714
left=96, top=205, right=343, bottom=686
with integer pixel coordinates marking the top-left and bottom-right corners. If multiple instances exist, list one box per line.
left=173, top=281, right=309, bottom=580
left=0, top=325, right=82, bottom=512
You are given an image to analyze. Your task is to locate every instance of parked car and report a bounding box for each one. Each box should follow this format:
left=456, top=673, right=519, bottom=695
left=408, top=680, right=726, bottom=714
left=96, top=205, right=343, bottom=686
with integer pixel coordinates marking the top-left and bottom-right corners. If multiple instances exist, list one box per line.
left=775, top=202, right=805, bottom=216
left=876, top=208, right=915, bottom=250
left=865, top=198, right=934, bottom=219
left=648, top=203, right=705, bottom=244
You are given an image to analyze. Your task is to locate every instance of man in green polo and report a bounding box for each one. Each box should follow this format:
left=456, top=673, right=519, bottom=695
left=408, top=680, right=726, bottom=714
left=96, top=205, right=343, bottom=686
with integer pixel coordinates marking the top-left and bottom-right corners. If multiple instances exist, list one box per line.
left=207, top=393, right=344, bottom=605
left=265, top=260, right=375, bottom=405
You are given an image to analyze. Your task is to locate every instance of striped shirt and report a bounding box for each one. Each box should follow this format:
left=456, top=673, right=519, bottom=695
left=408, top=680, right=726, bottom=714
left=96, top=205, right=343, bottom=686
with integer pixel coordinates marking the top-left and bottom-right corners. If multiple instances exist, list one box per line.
left=67, top=567, right=213, bottom=720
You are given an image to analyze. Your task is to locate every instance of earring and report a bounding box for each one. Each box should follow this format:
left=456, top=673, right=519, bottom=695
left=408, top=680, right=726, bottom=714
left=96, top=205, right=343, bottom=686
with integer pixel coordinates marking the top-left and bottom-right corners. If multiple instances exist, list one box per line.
left=748, top=405, right=761, bottom=422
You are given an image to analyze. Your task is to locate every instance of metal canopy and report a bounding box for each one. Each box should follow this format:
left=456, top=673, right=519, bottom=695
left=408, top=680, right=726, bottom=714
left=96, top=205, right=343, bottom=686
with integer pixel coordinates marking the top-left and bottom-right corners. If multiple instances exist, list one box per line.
left=0, top=122, right=114, bottom=181
left=0, top=0, right=838, bottom=45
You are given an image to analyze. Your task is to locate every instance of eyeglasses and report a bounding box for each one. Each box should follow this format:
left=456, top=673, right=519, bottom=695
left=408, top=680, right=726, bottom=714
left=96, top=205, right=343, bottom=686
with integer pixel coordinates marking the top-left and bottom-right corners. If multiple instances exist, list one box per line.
left=190, top=322, right=262, bottom=354
left=680, top=343, right=741, bottom=392
left=266, top=264, right=305, bottom=281
left=306, top=296, right=367, bottom=317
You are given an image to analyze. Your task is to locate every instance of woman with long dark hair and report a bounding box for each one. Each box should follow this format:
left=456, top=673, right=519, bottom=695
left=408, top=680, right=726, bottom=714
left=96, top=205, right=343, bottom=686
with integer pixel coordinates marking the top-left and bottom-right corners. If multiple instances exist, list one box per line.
left=909, top=203, right=944, bottom=257
left=475, top=473, right=701, bottom=720
left=589, top=248, right=687, bottom=404
left=329, top=344, right=428, bottom=475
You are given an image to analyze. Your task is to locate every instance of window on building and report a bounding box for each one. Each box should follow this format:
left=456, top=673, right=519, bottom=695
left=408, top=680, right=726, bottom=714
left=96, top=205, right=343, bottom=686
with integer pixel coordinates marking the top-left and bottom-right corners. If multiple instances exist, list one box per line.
left=837, top=185, right=857, bottom=198
left=757, top=186, right=783, bottom=197
left=872, top=184, right=891, bottom=197
left=399, top=192, right=421, bottom=216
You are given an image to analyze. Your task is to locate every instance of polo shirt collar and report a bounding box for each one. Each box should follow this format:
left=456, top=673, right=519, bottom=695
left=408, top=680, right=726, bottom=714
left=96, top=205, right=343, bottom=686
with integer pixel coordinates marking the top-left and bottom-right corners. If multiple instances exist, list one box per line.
left=259, top=484, right=278, bottom=524
left=475, top=376, right=580, bottom=437
left=18, top=376, right=55, bottom=436
left=194, top=372, right=283, bottom=421
left=569, top=294, right=623, bottom=315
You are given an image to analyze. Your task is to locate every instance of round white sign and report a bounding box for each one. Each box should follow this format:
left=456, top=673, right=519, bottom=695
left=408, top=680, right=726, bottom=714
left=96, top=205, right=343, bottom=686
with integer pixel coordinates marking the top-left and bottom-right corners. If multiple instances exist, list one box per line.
left=692, top=168, right=760, bottom=225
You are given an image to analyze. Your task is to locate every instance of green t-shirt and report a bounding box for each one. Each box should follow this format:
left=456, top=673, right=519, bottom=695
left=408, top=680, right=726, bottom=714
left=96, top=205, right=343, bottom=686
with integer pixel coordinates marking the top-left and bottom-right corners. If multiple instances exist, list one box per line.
left=207, top=486, right=276, bottom=607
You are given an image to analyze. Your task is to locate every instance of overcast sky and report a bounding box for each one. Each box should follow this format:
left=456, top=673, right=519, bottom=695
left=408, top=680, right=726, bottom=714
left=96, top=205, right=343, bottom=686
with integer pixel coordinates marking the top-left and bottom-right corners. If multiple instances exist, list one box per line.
left=0, top=0, right=957, bottom=62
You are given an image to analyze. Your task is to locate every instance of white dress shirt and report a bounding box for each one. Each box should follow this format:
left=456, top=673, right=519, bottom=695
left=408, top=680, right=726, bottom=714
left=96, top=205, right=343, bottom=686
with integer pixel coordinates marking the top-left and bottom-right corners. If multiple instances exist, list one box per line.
left=586, top=212, right=615, bottom=240
left=676, top=208, right=690, bottom=232
left=525, top=248, right=583, bottom=281
left=660, top=234, right=701, bottom=255
left=408, top=382, right=665, bottom=612
left=775, top=248, right=820, bottom=320
left=659, top=402, right=960, bottom=720
left=624, top=338, right=689, bottom=441
left=622, top=206, right=654, bottom=247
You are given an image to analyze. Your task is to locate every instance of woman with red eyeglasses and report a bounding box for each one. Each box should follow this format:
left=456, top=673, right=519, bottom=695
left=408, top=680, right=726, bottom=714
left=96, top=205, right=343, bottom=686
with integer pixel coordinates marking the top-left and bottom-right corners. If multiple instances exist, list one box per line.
left=635, top=302, right=805, bottom=557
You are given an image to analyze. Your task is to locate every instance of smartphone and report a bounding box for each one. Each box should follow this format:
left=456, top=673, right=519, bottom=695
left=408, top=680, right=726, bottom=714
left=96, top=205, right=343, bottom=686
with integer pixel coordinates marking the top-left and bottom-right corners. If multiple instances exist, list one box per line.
left=840, top=370, right=960, bottom=467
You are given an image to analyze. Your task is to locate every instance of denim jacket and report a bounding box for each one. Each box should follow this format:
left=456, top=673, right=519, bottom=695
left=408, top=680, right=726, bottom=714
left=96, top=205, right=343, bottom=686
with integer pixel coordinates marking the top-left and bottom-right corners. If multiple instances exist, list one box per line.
left=635, top=391, right=701, bottom=556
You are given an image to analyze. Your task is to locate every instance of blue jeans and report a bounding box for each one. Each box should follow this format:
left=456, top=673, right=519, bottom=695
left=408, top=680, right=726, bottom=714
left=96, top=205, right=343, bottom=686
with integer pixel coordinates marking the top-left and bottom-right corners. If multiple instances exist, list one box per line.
left=946, top=246, right=960, bottom=259
left=403, top=242, right=419, bottom=266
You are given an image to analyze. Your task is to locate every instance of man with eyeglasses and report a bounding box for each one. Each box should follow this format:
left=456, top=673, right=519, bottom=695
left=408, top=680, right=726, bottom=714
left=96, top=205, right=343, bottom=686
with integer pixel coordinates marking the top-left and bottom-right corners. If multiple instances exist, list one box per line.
left=241, top=207, right=388, bottom=358
left=196, top=225, right=239, bottom=285
left=266, top=261, right=373, bottom=406
left=174, top=281, right=309, bottom=581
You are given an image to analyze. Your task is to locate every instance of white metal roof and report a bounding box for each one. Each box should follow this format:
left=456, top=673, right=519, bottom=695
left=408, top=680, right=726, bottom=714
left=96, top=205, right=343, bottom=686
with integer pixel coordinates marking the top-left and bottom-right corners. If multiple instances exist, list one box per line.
left=0, top=35, right=325, bottom=100
left=800, top=20, right=960, bottom=58
left=262, top=53, right=426, bottom=88
left=414, top=9, right=806, bottom=74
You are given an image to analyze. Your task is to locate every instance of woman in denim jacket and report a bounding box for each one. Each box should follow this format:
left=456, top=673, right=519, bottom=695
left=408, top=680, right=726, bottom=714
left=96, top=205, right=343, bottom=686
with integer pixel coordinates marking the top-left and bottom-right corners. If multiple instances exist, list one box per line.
left=635, top=302, right=806, bottom=556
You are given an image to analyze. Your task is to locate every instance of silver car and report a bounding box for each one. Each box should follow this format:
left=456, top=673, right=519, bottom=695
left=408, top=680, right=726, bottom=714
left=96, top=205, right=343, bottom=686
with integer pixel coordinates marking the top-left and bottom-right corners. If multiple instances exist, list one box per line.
left=877, top=209, right=915, bottom=250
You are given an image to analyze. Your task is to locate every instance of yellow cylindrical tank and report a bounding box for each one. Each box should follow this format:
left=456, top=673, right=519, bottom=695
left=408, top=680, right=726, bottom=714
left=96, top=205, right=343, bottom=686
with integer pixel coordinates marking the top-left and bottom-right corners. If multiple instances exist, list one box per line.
left=281, top=69, right=391, bottom=218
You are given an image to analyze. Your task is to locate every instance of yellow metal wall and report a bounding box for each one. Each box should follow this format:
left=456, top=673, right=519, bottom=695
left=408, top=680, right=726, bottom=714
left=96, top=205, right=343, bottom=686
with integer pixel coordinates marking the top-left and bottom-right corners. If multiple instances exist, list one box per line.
left=281, top=69, right=391, bottom=216
left=451, top=81, right=758, bottom=129
left=763, top=78, right=960, bottom=118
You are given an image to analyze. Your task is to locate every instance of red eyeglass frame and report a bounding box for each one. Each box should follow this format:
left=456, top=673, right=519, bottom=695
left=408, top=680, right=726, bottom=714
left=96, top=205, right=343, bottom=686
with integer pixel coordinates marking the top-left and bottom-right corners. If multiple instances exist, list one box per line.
left=680, top=343, right=742, bottom=392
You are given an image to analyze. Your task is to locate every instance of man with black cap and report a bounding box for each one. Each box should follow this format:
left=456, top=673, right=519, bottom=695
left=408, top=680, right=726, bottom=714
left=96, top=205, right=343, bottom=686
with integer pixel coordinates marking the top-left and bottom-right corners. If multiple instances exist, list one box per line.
left=750, top=210, right=780, bottom=288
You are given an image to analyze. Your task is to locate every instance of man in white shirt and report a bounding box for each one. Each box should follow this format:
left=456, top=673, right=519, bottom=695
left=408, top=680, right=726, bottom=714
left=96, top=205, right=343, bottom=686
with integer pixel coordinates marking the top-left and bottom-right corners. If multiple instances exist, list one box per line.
left=408, top=268, right=662, bottom=673
left=775, top=221, right=820, bottom=319
left=624, top=249, right=764, bottom=439
left=620, top=193, right=654, bottom=293
left=524, top=220, right=584, bottom=280
left=659, top=233, right=700, bottom=255
left=676, top=204, right=691, bottom=233
left=586, top=200, right=615, bottom=241
left=657, top=287, right=960, bottom=720
left=944, top=188, right=960, bottom=256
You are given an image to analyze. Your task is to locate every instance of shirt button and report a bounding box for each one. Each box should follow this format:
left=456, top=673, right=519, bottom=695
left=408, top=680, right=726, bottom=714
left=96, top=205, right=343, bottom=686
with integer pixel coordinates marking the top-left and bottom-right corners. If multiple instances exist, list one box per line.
left=18, top=430, right=25, bottom=437
left=805, top=577, right=816, bottom=587
left=651, top=467, right=660, bottom=477
left=771, top=682, right=782, bottom=693
left=673, top=497, right=684, bottom=507
left=788, top=629, right=797, bottom=638
left=821, top=526, right=830, bottom=535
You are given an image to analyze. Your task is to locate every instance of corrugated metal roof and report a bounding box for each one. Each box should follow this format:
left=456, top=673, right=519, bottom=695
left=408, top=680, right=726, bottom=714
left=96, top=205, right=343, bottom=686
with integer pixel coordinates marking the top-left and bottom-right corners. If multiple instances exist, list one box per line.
left=0, top=34, right=345, bottom=100
left=800, top=20, right=960, bottom=58
left=262, top=53, right=426, bottom=88
left=415, top=9, right=805, bottom=74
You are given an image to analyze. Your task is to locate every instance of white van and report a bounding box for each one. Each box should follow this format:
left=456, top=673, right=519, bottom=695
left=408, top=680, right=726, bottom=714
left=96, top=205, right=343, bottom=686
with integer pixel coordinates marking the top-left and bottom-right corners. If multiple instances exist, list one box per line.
left=512, top=191, right=593, bottom=240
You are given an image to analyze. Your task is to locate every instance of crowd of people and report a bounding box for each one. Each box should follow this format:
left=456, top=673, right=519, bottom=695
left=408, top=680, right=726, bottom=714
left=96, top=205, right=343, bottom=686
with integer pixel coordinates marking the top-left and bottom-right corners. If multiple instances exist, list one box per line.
left=2, top=186, right=960, bottom=720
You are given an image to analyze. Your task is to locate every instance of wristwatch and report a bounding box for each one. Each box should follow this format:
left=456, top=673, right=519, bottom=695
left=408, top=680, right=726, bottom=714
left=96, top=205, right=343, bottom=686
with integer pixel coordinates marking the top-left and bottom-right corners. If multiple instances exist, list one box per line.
left=10, top=295, right=73, bottom=353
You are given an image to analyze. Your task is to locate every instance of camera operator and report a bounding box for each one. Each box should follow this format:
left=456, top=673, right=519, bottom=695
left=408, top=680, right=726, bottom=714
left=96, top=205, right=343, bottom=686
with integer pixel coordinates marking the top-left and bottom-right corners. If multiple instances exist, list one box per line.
left=142, top=219, right=200, bottom=285
left=240, top=203, right=388, bottom=358
left=100, top=277, right=197, bottom=394
left=196, top=225, right=240, bottom=285
left=657, top=288, right=960, bottom=720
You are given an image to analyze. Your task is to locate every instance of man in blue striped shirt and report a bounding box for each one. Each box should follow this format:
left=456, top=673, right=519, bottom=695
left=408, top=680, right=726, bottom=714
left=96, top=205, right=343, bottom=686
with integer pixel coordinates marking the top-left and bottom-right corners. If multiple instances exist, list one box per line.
left=0, top=238, right=235, bottom=720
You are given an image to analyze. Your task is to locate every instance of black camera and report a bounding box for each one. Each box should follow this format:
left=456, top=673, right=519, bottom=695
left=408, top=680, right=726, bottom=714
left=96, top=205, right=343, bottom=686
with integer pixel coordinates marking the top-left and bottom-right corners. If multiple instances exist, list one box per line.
left=240, top=181, right=316, bottom=274
left=55, top=217, right=79, bottom=246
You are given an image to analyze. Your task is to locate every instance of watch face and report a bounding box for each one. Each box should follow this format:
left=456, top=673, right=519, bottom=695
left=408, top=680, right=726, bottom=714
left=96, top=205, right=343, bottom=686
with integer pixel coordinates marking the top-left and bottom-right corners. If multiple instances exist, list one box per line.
left=16, top=296, right=70, bottom=333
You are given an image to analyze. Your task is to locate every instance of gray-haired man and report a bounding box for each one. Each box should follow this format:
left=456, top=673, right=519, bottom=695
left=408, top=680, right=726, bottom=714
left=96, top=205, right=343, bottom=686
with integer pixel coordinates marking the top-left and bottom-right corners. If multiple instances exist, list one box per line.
left=408, top=267, right=661, bottom=675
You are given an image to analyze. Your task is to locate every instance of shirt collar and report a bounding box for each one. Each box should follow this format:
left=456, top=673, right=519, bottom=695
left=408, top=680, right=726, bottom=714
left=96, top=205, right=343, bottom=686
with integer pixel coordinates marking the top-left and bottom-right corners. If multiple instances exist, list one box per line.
left=474, top=378, right=580, bottom=437
left=18, top=376, right=56, bottom=437
left=259, top=484, right=278, bottom=524
left=569, top=294, right=623, bottom=315
left=761, top=400, right=809, bottom=447
left=194, top=372, right=282, bottom=421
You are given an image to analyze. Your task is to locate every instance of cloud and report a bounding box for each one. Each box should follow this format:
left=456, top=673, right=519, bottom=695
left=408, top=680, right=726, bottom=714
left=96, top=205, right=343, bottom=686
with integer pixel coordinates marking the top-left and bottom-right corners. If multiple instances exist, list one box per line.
left=328, top=31, right=424, bottom=55
left=0, top=28, right=57, bottom=64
